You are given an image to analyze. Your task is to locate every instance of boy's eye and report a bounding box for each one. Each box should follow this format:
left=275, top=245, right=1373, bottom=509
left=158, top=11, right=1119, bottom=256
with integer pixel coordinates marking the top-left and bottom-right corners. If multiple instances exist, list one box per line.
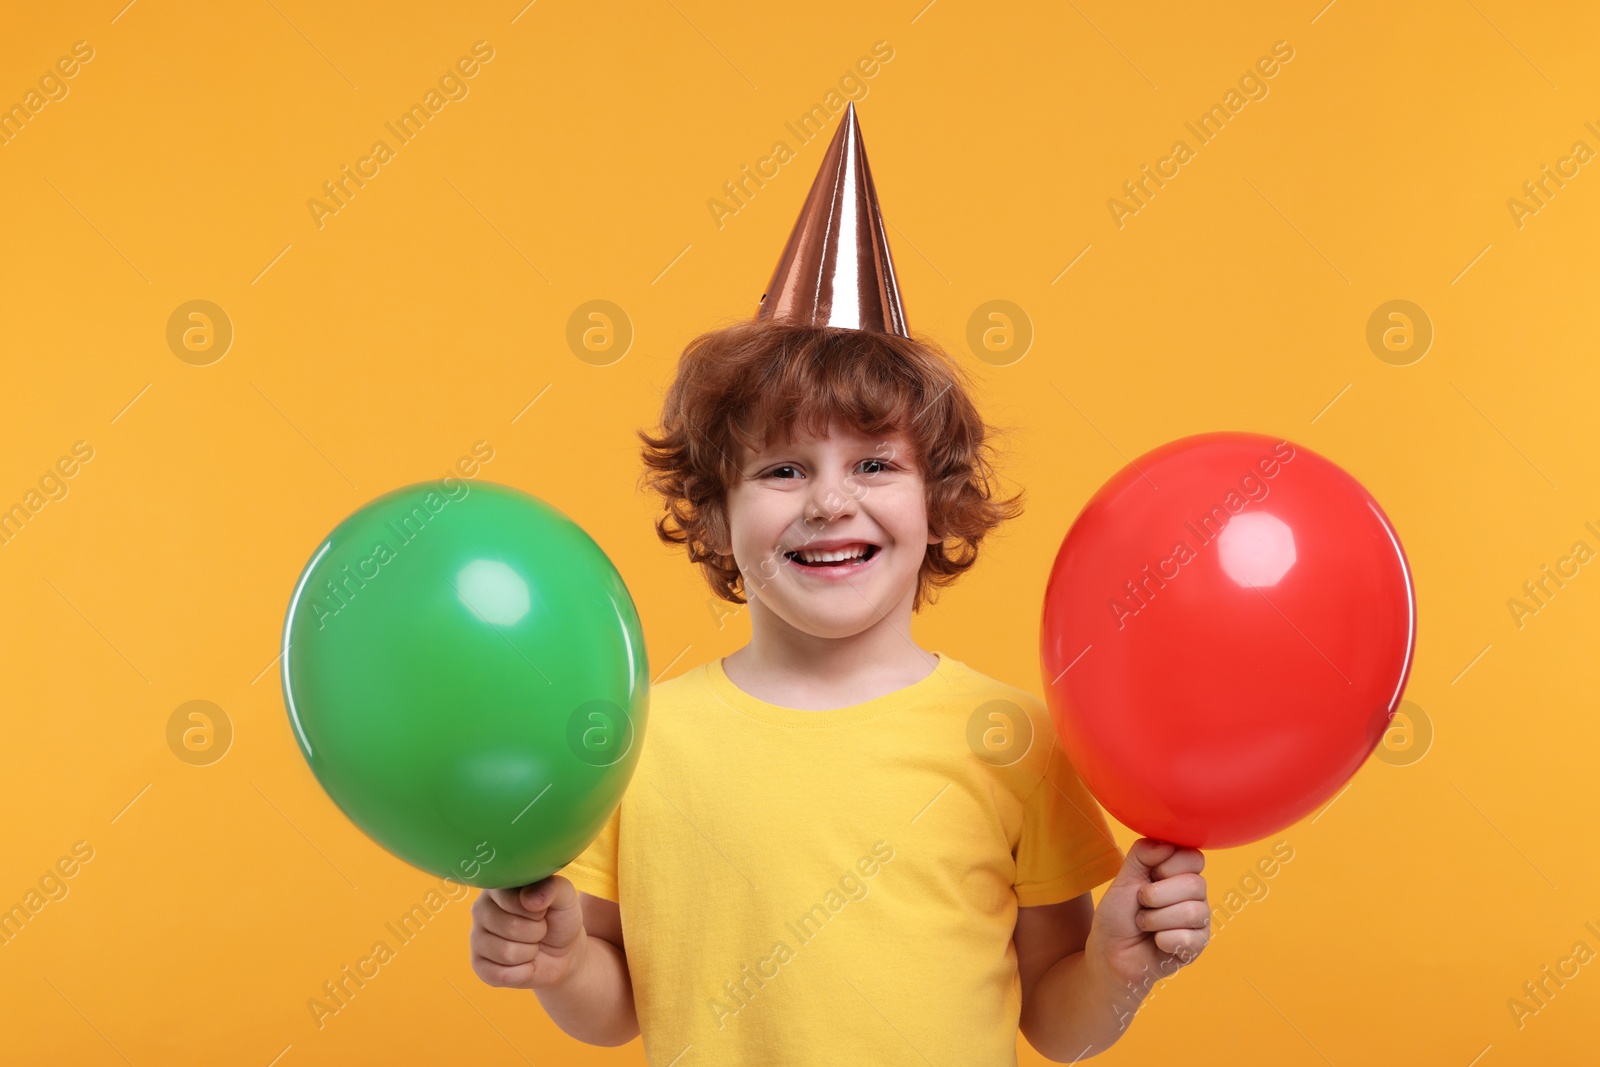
left=762, top=459, right=892, bottom=479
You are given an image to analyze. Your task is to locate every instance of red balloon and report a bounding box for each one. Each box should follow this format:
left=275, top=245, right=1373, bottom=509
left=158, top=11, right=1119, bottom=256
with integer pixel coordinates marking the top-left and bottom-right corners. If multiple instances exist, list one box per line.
left=1041, top=431, right=1415, bottom=849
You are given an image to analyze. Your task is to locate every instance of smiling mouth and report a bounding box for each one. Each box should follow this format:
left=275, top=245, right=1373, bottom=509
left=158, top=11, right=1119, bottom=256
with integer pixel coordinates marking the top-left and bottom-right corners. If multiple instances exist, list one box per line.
left=783, top=544, right=881, bottom=569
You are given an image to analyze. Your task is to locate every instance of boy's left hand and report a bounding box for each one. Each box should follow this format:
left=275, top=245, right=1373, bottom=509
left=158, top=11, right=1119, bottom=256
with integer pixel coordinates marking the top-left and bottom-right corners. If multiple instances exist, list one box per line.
left=1086, top=837, right=1210, bottom=994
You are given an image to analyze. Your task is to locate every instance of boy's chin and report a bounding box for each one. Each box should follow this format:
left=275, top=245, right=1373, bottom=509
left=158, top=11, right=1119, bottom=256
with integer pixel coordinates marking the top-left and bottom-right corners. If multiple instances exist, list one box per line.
left=766, top=589, right=915, bottom=639
left=776, top=611, right=882, bottom=641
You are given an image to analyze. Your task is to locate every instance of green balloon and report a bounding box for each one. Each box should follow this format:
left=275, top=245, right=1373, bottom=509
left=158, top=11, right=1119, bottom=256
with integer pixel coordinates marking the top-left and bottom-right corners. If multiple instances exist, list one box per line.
left=281, top=479, right=648, bottom=889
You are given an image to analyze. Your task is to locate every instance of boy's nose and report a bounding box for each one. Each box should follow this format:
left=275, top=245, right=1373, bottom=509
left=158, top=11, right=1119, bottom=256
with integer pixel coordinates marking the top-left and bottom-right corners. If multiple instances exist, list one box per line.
left=802, top=475, right=859, bottom=526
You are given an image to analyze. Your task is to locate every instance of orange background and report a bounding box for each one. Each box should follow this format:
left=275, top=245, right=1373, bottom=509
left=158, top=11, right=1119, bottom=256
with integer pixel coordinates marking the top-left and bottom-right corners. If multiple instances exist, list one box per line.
left=2, top=1, right=1596, bottom=1064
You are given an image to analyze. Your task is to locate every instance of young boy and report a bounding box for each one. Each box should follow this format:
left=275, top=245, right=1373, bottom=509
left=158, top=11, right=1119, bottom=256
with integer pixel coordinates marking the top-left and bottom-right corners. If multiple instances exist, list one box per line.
left=470, top=104, right=1209, bottom=1063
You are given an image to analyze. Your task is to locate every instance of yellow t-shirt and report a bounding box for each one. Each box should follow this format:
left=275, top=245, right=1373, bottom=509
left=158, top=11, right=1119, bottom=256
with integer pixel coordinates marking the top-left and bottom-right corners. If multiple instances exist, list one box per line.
left=557, top=650, right=1125, bottom=1066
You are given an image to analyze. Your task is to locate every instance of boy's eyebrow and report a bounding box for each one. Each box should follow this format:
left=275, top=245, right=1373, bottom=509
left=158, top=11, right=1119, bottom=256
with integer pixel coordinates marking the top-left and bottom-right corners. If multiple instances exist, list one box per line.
left=757, top=433, right=907, bottom=454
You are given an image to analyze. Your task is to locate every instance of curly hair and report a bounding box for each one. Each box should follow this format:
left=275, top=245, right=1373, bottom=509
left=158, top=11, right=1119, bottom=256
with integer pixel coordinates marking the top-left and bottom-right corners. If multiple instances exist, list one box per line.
left=637, top=318, right=1025, bottom=611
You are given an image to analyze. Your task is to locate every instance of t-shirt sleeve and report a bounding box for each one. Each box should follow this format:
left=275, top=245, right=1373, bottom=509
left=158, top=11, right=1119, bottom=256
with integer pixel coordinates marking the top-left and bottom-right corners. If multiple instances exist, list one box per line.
left=1013, top=734, right=1125, bottom=908
left=555, top=800, right=620, bottom=902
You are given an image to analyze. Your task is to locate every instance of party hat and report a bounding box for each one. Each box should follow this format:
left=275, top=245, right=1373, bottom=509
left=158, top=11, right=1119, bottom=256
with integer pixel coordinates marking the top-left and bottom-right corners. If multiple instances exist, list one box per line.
left=756, top=101, right=909, bottom=336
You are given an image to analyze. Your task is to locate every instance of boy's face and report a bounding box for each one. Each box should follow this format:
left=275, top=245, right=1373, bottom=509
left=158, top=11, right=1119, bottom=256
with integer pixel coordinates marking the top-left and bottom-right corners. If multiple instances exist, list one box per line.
left=725, top=417, right=939, bottom=638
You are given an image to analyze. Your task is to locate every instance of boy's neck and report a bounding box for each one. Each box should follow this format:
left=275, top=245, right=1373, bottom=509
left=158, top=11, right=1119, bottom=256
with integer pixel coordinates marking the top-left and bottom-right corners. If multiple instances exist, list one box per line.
left=721, top=597, right=940, bottom=711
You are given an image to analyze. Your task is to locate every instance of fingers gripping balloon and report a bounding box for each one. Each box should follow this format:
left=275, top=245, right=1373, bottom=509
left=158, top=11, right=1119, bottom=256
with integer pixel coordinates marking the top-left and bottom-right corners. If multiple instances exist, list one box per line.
left=281, top=479, right=648, bottom=888
left=1041, top=432, right=1416, bottom=850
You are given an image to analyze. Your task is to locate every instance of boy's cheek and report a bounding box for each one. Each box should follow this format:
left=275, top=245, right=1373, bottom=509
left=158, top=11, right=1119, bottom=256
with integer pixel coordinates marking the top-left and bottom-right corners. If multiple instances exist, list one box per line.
left=737, top=554, right=782, bottom=592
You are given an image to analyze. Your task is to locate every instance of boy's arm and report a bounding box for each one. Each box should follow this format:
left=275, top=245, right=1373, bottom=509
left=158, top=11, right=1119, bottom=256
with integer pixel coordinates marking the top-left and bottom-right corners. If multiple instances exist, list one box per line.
left=1016, top=894, right=1136, bottom=1061
left=534, top=891, right=639, bottom=1047
left=1016, top=840, right=1210, bottom=1062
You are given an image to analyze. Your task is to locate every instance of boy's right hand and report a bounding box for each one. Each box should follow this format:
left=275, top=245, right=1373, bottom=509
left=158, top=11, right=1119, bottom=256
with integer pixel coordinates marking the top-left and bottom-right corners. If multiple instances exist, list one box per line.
left=470, top=874, right=588, bottom=990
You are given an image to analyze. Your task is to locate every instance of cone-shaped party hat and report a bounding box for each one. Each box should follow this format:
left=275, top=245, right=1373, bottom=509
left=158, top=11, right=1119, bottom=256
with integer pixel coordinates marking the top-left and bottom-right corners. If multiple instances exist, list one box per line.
left=756, top=101, right=909, bottom=336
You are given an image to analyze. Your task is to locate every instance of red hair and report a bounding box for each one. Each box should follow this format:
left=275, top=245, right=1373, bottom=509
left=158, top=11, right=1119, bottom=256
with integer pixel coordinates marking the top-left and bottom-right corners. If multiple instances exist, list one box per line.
left=637, top=318, right=1024, bottom=611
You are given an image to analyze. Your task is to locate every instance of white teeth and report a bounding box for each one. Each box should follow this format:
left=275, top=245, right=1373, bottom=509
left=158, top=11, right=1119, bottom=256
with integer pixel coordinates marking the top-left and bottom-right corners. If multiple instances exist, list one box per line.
left=795, top=544, right=870, bottom=563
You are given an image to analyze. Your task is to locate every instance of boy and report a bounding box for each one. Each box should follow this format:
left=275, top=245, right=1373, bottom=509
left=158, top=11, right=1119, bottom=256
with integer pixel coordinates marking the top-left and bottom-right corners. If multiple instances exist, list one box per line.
left=471, top=103, right=1209, bottom=1063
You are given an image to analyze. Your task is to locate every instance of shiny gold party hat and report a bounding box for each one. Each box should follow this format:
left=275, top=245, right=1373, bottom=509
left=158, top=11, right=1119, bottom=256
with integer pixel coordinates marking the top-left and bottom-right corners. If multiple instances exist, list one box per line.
left=756, top=101, right=909, bottom=336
